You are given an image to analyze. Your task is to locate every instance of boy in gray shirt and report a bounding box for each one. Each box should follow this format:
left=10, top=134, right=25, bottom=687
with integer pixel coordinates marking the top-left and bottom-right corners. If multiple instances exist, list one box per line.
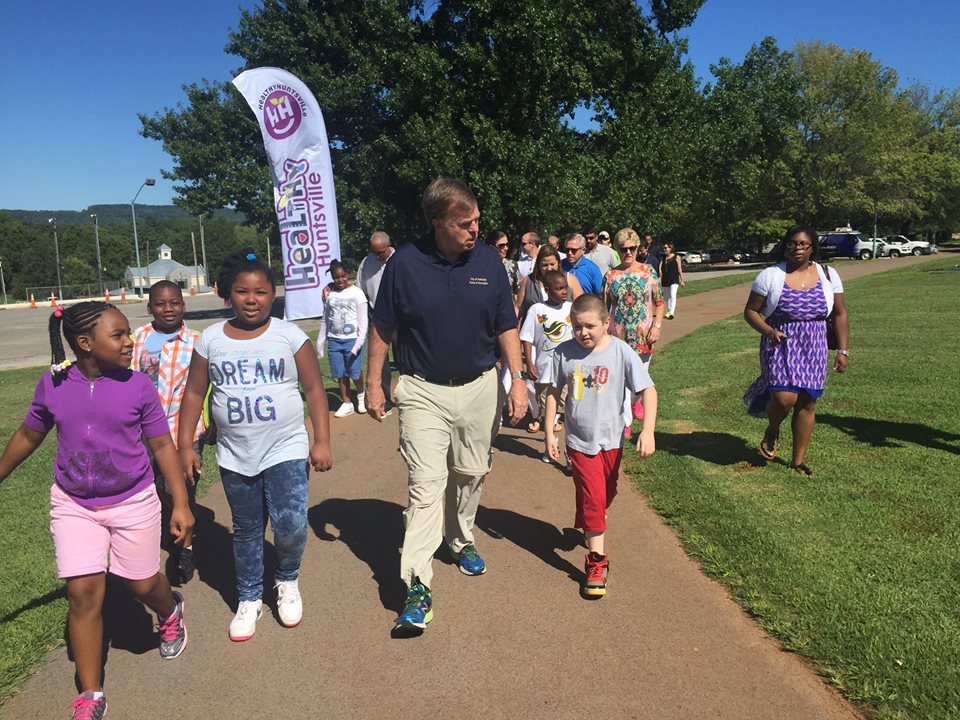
left=544, top=294, right=658, bottom=598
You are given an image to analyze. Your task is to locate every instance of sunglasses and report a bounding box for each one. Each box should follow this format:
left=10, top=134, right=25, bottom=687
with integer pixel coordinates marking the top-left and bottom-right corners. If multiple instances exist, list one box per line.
left=620, top=246, right=639, bottom=253
left=565, top=246, right=584, bottom=253
left=495, top=242, right=509, bottom=249
left=786, top=242, right=812, bottom=250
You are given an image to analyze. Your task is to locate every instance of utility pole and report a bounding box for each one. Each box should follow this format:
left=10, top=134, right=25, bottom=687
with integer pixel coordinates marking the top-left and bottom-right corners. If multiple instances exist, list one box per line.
left=48, top=218, right=63, bottom=300
left=266, top=233, right=272, bottom=268
left=0, top=258, right=7, bottom=305
left=91, top=214, right=104, bottom=295
left=198, top=214, right=208, bottom=283
left=191, top=231, right=200, bottom=291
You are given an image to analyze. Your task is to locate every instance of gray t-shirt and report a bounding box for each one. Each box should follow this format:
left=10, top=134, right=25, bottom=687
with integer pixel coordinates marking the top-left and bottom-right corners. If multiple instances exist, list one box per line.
left=195, top=319, right=310, bottom=474
left=551, top=336, right=653, bottom=454
left=587, top=244, right=619, bottom=277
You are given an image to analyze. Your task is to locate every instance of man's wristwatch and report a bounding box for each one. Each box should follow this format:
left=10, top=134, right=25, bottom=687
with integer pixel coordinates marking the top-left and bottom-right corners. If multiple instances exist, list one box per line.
left=511, top=370, right=524, bottom=380
left=836, top=349, right=849, bottom=357
left=653, top=321, right=662, bottom=329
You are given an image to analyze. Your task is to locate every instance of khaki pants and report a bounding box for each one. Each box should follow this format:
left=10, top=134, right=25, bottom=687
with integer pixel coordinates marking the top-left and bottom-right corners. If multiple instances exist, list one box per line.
left=395, top=368, right=502, bottom=588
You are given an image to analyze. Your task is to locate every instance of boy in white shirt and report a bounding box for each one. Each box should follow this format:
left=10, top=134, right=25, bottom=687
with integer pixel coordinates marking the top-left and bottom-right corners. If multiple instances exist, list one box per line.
left=519, top=271, right=572, bottom=455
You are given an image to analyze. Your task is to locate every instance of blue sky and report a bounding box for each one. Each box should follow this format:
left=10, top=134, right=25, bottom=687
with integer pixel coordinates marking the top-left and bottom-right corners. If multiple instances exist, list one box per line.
left=2, top=0, right=958, bottom=212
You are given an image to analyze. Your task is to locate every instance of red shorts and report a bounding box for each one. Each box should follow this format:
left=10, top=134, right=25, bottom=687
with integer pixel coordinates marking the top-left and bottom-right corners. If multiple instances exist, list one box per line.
left=567, top=446, right=622, bottom=533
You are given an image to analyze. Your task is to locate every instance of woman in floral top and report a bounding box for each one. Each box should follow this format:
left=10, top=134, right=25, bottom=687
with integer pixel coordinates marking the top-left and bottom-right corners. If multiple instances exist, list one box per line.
left=603, top=228, right=665, bottom=358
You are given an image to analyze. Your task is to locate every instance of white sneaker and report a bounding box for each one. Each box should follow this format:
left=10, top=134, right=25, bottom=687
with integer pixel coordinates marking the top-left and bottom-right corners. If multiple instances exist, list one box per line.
left=356, top=393, right=366, bottom=414
left=334, top=401, right=355, bottom=418
left=229, top=599, right=263, bottom=641
left=276, top=579, right=303, bottom=627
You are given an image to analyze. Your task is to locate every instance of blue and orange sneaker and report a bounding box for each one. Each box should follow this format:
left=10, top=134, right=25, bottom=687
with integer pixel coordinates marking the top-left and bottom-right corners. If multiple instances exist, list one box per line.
left=394, top=581, right=432, bottom=635
left=450, top=543, right=486, bottom=576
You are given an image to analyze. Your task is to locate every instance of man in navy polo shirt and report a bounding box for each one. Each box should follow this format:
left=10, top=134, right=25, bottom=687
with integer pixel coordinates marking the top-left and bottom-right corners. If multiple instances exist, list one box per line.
left=365, top=177, right=526, bottom=636
left=561, top=232, right=604, bottom=295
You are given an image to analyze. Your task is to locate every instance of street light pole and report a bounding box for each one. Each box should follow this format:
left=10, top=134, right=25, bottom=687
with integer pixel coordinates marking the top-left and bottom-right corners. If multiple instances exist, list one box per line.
left=48, top=218, right=63, bottom=301
left=131, top=178, right=155, bottom=296
left=0, top=258, right=7, bottom=305
left=90, top=214, right=103, bottom=296
left=198, top=213, right=208, bottom=284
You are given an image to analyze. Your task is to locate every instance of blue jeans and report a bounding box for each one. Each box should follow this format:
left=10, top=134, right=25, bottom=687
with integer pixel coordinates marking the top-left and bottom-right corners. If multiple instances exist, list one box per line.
left=220, top=459, right=309, bottom=601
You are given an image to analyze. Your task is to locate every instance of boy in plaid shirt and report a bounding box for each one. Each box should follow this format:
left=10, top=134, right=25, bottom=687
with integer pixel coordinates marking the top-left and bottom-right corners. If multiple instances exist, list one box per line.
left=132, top=280, right=203, bottom=582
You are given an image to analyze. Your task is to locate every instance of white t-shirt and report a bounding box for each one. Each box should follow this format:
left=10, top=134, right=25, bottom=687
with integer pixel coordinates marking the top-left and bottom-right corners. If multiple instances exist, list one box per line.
left=356, top=251, right=392, bottom=310
left=519, top=301, right=572, bottom=383
left=195, top=319, right=310, bottom=474
left=319, top=285, right=368, bottom=355
left=551, top=336, right=653, bottom=454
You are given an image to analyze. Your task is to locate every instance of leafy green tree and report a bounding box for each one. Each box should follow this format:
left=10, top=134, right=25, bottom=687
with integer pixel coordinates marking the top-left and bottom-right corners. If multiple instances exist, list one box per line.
left=140, top=0, right=705, bottom=250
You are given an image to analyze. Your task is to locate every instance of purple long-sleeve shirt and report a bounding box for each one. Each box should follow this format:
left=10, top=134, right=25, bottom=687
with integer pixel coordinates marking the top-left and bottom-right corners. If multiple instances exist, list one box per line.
left=23, top=366, right=170, bottom=507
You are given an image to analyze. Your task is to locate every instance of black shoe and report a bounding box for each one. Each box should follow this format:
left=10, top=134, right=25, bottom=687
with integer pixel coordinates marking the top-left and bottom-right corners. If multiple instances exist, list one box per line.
left=178, top=547, right=196, bottom=584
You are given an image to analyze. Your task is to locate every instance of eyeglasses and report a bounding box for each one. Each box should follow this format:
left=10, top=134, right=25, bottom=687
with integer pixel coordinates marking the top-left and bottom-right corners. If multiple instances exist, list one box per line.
left=564, top=246, right=583, bottom=254
left=495, top=242, right=509, bottom=249
left=786, top=242, right=812, bottom=250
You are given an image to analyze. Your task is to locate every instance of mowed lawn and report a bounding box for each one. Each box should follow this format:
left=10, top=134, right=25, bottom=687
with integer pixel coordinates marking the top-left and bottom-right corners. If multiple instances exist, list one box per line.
left=625, top=257, right=960, bottom=719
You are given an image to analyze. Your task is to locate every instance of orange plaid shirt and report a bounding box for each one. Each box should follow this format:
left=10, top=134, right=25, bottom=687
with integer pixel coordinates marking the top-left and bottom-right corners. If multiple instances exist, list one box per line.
left=131, top=321, right=202, bottom=448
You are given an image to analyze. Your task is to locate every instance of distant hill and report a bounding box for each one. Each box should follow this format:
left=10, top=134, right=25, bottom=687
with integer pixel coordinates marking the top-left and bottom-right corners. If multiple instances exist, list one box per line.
left=1, top=205, right=246, bottom=226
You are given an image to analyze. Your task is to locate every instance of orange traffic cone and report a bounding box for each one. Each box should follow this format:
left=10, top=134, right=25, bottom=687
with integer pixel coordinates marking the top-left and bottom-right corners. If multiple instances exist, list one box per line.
left=190, top=286, right=195, bottom=297
left=30, top=293, right=37, bottom=309
left=121, top=288, right=127, bottom=301
left=213, top=282, right=218, bottom=296
left=104, top=289, right=110, bottom=302
left=50, top=293, right=57, bottom=306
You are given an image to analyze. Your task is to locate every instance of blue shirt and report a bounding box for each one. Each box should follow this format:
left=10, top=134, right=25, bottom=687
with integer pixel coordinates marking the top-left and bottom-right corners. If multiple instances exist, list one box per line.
left=562, top=255, right=604, bottom=295
left=373, top=233, right=517, bottom=381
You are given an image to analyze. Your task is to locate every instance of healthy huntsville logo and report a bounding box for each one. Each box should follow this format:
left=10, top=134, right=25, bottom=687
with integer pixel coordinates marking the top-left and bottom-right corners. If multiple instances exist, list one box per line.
left=276, top=157, right=333, bottom=289
left=259, top=85, right=306, bottom=140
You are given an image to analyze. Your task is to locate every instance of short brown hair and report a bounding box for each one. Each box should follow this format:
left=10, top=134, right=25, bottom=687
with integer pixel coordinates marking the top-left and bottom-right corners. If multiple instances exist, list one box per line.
left=571, top=293, right=608, bottom=321
left=421, top=178, right=478, bottom=226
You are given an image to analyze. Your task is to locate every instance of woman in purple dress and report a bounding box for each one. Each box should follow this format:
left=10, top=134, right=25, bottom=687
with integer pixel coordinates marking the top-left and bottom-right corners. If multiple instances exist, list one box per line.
left=743, top=225, right=850, bottom=476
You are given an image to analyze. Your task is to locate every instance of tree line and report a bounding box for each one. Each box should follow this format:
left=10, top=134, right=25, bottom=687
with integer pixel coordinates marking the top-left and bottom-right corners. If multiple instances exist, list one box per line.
left=0, top=213, right=266, bottom=301
left=129, top=0, right=956, bottom=258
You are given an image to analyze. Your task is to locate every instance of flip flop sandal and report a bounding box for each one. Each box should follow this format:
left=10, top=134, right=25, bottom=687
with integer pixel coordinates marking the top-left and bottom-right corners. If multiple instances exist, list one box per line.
left=790, top=463, right=815, bottom=477
left=758, top=430, right=779, bottom=460
left=526, top=420, right=541, bottom=433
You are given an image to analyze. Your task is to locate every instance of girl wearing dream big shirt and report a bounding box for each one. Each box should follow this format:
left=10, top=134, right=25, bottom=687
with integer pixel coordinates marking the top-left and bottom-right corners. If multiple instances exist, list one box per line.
left=177, top=249, right=332, bottom=642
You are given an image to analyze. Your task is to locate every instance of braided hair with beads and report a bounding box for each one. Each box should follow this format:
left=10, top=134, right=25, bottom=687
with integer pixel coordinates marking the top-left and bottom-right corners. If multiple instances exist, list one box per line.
left=49, top=301, right=116, bottom=372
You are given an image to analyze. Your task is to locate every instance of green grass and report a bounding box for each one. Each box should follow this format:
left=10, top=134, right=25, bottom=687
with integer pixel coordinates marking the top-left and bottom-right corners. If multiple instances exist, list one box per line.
left=625, top=257, right=960, bottom=719
left=681, top=268, right=756, bottom=296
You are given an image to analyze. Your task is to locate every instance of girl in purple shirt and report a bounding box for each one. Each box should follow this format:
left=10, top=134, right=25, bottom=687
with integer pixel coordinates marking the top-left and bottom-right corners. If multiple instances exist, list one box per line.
left=0, top=302, right=194, bottom=720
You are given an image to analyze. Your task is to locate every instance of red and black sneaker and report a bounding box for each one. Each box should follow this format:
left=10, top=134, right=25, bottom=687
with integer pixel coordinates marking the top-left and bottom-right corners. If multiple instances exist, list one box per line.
left=582, top=552, right=609, bottom=598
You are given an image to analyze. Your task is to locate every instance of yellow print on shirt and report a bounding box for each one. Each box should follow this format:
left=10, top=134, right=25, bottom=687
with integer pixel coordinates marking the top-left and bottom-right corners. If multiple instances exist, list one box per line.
left=569, top=362, right=610, bottom=401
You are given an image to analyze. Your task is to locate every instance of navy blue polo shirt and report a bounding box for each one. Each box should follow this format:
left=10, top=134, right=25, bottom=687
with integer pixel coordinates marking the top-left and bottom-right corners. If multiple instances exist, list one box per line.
left=373, top=233, right=517, bottom=382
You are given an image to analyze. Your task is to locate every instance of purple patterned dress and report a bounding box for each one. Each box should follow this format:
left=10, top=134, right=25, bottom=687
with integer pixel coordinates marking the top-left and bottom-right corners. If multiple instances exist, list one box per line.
left=744, top=280, right=829, bottom=417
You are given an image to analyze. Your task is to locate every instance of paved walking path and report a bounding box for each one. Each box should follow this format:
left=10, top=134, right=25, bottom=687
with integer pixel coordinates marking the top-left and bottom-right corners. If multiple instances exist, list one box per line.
left=2, top=255, right=942, bottom=719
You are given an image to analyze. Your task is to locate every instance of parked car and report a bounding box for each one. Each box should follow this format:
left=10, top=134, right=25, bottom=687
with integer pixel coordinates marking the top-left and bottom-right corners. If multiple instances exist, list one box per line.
left=708, top=247, right=740, bottom=263
left=692, top=248, right=712, bottom=263
left=883, top=235, right=931, bottom=257
left=818, top=227, right=879, bottom=260
left=865, top=238, right=890, bottom=258
left=680, top=251, right=703, bottom=264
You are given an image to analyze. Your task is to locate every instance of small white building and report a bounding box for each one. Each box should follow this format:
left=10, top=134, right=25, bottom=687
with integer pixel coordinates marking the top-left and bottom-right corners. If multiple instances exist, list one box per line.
left=125, top=244, right=208, bottom=291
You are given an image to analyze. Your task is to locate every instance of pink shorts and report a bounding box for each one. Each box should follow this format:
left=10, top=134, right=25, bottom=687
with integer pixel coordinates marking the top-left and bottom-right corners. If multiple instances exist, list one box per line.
left=567, top=446, right=623, bottom=533
left=49, top=483, right=161, bottom=580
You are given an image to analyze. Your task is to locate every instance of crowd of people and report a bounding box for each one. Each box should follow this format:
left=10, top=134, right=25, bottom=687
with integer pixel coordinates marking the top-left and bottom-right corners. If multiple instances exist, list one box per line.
left=0, top=178, right=850, bottom=719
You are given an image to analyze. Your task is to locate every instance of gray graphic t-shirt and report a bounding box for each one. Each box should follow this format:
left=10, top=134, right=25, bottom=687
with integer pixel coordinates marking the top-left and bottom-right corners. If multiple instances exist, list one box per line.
left=551, top=336, right=653, bottom=454
left=195, top=319, right=310, bottom=474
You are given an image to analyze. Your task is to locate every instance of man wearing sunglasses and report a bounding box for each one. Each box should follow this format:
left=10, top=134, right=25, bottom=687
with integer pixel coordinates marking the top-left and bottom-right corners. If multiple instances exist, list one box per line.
left=584, top=225, right=618, bottom=277
left=561, top=233, right=604, bottom=295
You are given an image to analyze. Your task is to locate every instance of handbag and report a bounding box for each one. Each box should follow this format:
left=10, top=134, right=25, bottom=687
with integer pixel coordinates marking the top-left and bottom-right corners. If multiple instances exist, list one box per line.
left=823, top=265, right=839, bottom=350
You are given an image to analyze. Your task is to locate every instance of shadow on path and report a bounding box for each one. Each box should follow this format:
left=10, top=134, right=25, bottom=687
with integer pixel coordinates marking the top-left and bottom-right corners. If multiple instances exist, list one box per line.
left=309, top=498, right=406, bottom=610
left=475, top=505, right=581, bottom=581
left=818, top=413, right=960, bottom=455
left=493, top=432, right=543, bottom=461
left=656, top=430, right=765, bottom=467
